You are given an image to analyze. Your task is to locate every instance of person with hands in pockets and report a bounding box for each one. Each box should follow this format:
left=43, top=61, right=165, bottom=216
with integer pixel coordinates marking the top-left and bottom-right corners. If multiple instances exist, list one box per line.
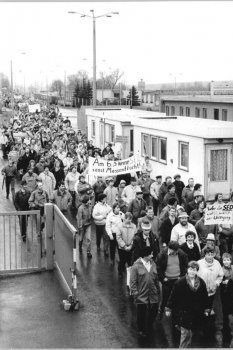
left=130, top=246, right=160, bottom=338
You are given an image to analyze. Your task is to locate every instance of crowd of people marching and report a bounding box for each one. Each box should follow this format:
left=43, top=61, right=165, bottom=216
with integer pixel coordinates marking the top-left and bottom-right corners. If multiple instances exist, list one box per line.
left=1, top=104, right=233, bottom=348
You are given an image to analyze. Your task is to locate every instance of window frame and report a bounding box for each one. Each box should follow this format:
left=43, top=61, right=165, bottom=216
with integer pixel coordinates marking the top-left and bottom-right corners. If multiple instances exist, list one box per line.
left=171, top=106, right=175, bottom=116
left=159, top=137, right=167, bottom=164
left=91, top=120, right=96, bottom=138
left=186, top=107, right=190, bottom=117
left=165, top=105, right=170, bottom=116
left=179, top=106, right=184, bottom=116
left=151, top=136, right=158, bottom=160
left=178, top=140, right=189, bottom=172
left=222, top=109, right=228, bottom=121
left=195, top=107, right=200, bottom=118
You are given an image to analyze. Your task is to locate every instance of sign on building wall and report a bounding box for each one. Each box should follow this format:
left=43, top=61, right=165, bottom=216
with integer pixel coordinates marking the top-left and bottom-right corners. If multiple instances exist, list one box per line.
left=204, top=203, right=233, bottom=225
left=88, top=154, right=143, bottom=176
left=115, top=135, right=128, bottom=143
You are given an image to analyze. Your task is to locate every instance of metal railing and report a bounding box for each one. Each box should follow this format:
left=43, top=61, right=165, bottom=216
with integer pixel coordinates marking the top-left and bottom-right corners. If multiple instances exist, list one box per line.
left=0, top=210, right=42, bottom=274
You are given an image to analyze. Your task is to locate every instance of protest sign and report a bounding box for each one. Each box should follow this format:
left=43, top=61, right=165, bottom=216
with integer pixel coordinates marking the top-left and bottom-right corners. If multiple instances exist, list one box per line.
left=204, top=203, right=233, bottom=225
left=28, top=104, right=41, bottom=113
left=88, top=154, right=143, bottom=176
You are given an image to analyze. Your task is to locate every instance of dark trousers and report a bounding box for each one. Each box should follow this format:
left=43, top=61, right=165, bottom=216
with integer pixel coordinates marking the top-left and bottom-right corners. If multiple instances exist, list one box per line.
left=18, top=215, right=28, bottom=237
left=109, top=233, right=117, bottom=261
left=137, top=303, right=158, bottom=333
left=69, top=190, right=76, bottom=209
left=118, top=249, right=132, bottom=273
left=152, top=197, right=160, bottom=216
left=160, top=278, right=178, bottom=313
left=5, top=176, right=15, bottom=200
left=95, top=224, right=109, bottom=251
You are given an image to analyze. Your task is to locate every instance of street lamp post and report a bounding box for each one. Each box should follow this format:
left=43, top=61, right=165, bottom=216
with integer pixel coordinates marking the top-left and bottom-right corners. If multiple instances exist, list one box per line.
left=68, top=10, right=119, bottom=108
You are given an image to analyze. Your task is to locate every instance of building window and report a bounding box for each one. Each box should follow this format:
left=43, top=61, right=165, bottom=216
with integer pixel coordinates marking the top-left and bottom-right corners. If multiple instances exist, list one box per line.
left=214, top=108, right=219, bottom=120
left=142, top=134, right=150, bottom=156
left=179, top=106, right=184, bottom=116
left=165, top=106, right=170, bottom=116
left=151, top=136, right=158, bottom=159
left=222, top=109, right=228, bottom=121
left=179, top=141, right=189, bottom=171
left=203, top=108, right=207, bottom=119
left=159, top=138, right=167, bottom=163
left=171, top=106, right=175, bottom=116
left=195, top=107, right=200, bottom=118
left=105, top=124, right=115, bottom=143
left=91, top=120, right=96, bottom=137
left=186, top=107, right=190, bottom=117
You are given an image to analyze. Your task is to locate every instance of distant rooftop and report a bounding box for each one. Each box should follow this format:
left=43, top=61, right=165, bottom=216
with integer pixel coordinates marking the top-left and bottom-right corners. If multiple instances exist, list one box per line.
left=160, top=95, right=233, bottom=104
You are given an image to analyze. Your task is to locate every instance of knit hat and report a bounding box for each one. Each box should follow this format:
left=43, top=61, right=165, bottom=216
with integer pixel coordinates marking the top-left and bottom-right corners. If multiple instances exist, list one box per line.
left=206, top=233, right=215, bottom=241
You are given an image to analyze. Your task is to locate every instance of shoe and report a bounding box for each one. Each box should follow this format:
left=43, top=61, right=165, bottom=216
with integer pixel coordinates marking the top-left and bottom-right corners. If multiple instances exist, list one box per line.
left=87, top=251, right=92, bottom=258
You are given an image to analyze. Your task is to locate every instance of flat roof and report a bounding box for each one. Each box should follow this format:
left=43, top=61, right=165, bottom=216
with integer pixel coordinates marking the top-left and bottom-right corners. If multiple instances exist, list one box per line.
left=160, top=95, right=233, bottom=104
left=133, top=116, right=233, bottom=139
left=86, top=108, right=233, bottom=139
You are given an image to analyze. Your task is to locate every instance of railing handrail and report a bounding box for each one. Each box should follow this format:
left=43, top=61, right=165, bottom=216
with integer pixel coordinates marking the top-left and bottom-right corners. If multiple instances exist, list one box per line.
left=52, top=204, right=77, bottom=235
left=0, top=210, right=40, bottom=216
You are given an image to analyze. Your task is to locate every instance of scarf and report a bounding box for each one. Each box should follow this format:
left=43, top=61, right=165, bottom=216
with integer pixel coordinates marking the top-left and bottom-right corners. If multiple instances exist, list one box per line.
left=186, top=273, right=201, bottom=292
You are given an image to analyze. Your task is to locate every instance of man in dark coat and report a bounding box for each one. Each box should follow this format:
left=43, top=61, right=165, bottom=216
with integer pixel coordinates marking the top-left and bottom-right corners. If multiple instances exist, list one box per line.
left=14, top=180, right=31, bottom=241
left=156, top=240, right=188, bottom=320
left=132, top=220, right=159, bottom=263
left=159, top=206, right=179, bottom=247
left=128, top=191, right=147, bottom=225
left=166, top=260, right=209, bottom=348
left=173, top=174, right=185, bottom=205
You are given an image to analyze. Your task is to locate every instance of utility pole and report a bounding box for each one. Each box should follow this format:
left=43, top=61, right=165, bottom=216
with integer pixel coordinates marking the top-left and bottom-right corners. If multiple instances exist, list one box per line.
left=10, top=60, right=14, bottom=117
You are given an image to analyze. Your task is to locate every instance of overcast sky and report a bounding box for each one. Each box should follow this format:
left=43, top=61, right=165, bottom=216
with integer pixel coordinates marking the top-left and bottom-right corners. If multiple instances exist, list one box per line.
left=1, top=1, right=233, bottom=88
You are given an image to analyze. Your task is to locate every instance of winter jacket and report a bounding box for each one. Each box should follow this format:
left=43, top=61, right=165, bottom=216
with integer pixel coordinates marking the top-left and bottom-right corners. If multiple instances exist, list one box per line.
left=65, top=171, right=80, bottom=191
left=197, top=258, right=223, bottom=296
left=92, top=202, right=112, bottom=226
left=159, top=216, right=179, bottom=245
left=189, top=208, right=204, bottom=226
left=158, top=182, right=169, bottom=203
left=38, top=171, right=56, bottom=197
left=93, top=181, right=106, bottom=198
left=181, top=185, right=194, bottom=209
left=28, top=189, right=49, bottom=208
left=180, top=242, right=201, bottom=262
left=50, top=189, right=72, bottom=212
left=130, top=258, right=161, bottom=304
left=156, top=247, right=188, bottom=282
left=22, top=172, right=38, bottom=193
left=221, top=277, right=233, bottom=314
left=116, top=222, right=137, bottom=250
left=51, top=168, right=65, bottom=189
left=173, top=180, right=185, bottom=205
left=77, top=203, right=92, bottom=230
left=121, top=184, right=142, bottom=205
left=14, top=189, right=31, bottom=211
left=128, top=198, right=147, bottom=222
left=104, top=186, right=118, bottom=207
left=1, top=164, right=17, bottom=178
left=106, top=211, right=125, bottom=240
left=132, top=230, right=159, bottom=263
left=167, top=275, right=208, bottom=330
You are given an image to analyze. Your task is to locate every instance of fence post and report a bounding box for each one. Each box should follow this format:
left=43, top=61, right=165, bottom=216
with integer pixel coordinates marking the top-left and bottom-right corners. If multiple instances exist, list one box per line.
left=45, top=203, right=54, bottom=270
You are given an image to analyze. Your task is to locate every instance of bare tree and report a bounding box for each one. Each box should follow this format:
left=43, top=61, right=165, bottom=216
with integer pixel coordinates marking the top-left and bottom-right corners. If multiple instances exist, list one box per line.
left=97, top=69, right=124, bottom=89
left=50, top=79, right=64, bottom=97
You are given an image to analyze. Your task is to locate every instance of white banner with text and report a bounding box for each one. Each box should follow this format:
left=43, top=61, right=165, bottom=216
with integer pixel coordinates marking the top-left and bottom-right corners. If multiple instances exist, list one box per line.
left=204, top=203, right=233, bottom=225
left=88, top=154, right=143, bottom=176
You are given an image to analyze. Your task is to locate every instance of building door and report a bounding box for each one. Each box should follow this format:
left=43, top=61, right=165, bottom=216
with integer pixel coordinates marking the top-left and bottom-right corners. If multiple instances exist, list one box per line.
left=206, top=144, right=232, bottom=200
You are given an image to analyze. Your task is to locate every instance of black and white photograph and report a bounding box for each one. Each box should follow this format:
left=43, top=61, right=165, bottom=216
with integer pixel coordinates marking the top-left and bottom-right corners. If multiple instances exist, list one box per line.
left=1, top=0, right=233, bottom=348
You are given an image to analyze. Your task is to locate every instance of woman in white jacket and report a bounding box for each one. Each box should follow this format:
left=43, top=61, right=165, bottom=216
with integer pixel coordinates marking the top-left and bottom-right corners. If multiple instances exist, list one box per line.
left=198, top=246, right=223, bottom=314
left=38, top=166, right=56, bottom=197
left=105, top=203, right=125, bottom=265
left=92, top=193, right=112, bottom=256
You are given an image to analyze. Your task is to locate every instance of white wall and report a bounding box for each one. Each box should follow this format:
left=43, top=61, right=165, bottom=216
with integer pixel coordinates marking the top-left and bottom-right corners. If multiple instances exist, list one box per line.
left=133, top=125, right=205, bottom=187
left=87, top=114, right=123, bottom=155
